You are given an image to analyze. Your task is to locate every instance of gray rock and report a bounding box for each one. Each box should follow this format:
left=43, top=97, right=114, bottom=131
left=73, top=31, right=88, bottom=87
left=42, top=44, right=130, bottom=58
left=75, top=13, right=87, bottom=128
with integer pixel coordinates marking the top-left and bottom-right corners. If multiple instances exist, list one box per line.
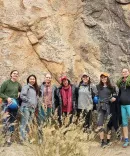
left=1, top=0, right=130, bottom=84
left=82, top=0, right=130, bottom=81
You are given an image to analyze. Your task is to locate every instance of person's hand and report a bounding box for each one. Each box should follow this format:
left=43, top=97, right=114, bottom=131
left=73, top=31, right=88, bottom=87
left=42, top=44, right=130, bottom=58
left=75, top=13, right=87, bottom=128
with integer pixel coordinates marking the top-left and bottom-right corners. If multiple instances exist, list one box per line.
left=110, top=97, right=116, bottom=102
left=43, top=104, right=47, bottom=112
left=7, top=97, right=12, bottom=104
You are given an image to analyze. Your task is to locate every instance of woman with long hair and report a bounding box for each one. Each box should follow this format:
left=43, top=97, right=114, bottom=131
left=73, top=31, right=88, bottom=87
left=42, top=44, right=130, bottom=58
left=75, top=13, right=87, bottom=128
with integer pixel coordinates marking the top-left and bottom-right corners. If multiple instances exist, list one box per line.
left=20, top=74, right=39, bottom=142
left=76, top=73, right=97, bottom=132
left=96, top=73, right=117, bottom=147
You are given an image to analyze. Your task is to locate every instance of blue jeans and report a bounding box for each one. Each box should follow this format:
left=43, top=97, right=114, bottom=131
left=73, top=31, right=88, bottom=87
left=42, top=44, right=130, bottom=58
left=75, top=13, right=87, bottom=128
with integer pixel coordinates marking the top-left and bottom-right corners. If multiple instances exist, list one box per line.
left=20, top=106, right=35, bottom=140
left=39, top=107, right=52, bottom=119
left=121, top=105, right=130, bottom=127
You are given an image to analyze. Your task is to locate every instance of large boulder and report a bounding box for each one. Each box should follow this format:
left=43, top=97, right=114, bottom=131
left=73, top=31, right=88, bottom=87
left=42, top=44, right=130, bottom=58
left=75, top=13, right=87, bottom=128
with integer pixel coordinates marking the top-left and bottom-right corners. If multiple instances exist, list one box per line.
left=0, top=0, right=130, bottom=84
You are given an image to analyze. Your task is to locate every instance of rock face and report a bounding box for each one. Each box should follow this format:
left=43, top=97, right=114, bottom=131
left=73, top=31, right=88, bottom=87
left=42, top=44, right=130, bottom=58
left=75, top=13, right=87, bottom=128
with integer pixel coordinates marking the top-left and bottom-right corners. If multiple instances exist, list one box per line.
left=0, top=0, right=130, bottom=84
left=116, top=0, right=130, bottom=4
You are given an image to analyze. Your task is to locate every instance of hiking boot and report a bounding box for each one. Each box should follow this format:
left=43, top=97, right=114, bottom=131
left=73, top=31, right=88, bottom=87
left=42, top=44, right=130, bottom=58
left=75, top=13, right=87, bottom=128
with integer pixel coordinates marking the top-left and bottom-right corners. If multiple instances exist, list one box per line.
left=101, top=142, right=107, bottom=148
left=122, top=141, right=129, bottom=148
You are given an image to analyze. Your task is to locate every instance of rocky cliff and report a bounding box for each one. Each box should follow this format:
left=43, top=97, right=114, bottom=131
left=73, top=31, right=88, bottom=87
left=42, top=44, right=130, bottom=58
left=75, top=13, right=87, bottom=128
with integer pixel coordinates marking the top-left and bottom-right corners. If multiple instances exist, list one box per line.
left=1, top=0, right=130, bottom=84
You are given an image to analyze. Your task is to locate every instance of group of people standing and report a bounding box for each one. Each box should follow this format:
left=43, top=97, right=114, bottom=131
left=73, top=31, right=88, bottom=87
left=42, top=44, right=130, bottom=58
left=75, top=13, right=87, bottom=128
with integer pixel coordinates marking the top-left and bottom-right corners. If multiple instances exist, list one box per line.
left=0, top=68, right=130, bottom=148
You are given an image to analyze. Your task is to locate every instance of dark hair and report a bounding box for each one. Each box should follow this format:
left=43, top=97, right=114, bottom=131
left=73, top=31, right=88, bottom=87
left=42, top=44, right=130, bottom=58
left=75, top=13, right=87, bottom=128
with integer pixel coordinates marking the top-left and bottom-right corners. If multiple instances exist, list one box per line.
left=27, top=74, right=39, bottom=95
left=61, top=79, right=71, bottom=86
left=10, top=70, right=19, bottom=77
left=99, top=76, right=113, bottom=90
left=78, top=76, right=91, bottom=91
left=79, top=76, right=91, bottom=86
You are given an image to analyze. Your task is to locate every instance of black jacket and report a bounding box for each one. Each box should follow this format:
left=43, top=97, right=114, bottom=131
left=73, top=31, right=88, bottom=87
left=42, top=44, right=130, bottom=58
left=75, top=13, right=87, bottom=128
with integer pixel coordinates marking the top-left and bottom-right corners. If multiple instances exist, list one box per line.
left=56, top=84, right=76, bottom=116
left=97, top=85, right=121, bottom=130
left=118, top=81, right=130, bottom=105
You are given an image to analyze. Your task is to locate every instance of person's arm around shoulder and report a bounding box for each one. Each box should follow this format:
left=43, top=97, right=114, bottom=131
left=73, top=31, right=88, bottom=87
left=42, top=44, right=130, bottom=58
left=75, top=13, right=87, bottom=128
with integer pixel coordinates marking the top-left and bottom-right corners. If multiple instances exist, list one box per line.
left=71, top=84, right=77, bottom=114
left=39, top=83, right=44, bottom=97
left=110, top=86, right=117, bottom=102
left=20, top=85, right=30, bottom=103
left=91, top=83, right=98, bottom=95
left=18, top=82, right=22, bottom=97
left=18, top=83, right=22, bottom=92
left=75, top=86, right=79, bottom=109
left=52, top=85, right=58, bottom=113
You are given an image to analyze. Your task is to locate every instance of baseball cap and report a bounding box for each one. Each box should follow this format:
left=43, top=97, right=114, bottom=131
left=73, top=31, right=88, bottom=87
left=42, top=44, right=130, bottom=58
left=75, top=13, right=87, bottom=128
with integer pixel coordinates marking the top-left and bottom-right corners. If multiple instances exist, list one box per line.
left=61, top=76, right=68, bottom=81
left=82, top=72, right=88, bottom=77
left=100, top=72, right=109, bottom=77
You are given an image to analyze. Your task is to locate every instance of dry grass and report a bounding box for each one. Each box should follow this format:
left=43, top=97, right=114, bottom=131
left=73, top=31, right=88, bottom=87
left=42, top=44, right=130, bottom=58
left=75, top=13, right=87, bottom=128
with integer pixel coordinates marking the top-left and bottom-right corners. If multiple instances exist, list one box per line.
left=0, top=108, right=98, bottom=155
left=31, top=112, right=101, bottom=156
left=0, top=105, right=121, bottom=156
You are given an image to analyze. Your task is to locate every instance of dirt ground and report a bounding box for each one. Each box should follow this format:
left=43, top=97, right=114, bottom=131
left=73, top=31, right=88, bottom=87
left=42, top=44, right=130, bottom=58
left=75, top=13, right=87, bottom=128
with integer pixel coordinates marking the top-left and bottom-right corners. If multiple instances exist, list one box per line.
left=0, top=141, right=130, bottom=156
left=88, top=141, right=130, bottom=156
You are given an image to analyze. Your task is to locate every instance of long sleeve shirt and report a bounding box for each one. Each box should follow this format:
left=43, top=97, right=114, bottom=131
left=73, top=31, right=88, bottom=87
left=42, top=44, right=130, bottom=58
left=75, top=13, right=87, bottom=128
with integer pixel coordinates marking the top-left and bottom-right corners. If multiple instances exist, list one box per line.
left=0, top=79, right=21, bottom=102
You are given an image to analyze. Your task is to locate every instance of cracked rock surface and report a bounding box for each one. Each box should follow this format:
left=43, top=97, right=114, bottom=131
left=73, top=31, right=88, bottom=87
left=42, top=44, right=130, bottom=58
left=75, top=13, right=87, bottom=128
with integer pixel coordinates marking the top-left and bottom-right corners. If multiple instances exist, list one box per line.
left=1, top=0, right=130, bottom=83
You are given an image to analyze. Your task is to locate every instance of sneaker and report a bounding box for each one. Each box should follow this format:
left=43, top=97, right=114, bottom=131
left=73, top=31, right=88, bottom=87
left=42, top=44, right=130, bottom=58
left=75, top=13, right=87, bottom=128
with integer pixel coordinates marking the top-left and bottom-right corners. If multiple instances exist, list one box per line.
left=101, top=142, right=107, bottom=148
left=3, top=141, right=11, bottom=147
left=122, top=141, right=129, bottom=148
left=7, top=141, right=12, bottom=147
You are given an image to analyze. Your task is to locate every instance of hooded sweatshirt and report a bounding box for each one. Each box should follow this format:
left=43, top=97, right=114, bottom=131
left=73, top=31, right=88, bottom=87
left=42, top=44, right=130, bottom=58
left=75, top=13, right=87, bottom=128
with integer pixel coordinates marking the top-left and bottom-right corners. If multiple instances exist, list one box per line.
left=78, top=83, right=97, bottom=111
left=20, top=83, right=37, bottom=109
